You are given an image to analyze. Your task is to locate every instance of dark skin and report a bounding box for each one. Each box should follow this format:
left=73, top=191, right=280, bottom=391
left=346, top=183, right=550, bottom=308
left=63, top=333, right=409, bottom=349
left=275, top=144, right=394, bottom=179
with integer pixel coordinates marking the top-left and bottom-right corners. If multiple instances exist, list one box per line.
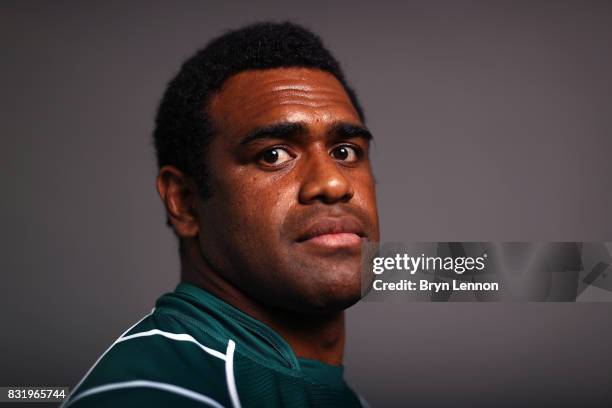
left=157, top=67, right=380, bottom=365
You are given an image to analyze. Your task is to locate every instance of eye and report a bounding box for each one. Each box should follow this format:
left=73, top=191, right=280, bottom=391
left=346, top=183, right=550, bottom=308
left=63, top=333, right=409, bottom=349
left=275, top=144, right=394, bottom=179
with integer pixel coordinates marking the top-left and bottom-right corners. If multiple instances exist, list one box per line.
left=331, top=145, right=359, bottom=163
left=259, top=147, right=293, bottom=166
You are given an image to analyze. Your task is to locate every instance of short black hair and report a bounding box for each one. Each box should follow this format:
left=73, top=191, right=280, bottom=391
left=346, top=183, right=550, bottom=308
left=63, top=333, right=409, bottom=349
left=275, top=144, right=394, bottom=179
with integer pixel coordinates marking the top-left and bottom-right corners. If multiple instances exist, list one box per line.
left=153, top=21, right=365, bottom=199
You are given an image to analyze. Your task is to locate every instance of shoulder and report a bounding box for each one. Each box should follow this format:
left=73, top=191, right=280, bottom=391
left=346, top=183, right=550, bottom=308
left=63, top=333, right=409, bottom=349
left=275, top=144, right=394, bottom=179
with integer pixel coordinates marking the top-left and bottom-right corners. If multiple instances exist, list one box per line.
left=65, top=309, right=235, bottom=408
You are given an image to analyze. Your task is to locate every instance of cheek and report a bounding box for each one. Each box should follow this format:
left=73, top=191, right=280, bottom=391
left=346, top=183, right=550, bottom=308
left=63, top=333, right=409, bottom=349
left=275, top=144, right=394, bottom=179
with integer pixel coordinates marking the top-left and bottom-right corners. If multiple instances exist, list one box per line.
left=354, top=172, right=380, bottom=234
left=358, top=173, right=377, bottom=201
left=268, top=184, right=297, bottom=237
left=224, top=172, right=297, bottom=242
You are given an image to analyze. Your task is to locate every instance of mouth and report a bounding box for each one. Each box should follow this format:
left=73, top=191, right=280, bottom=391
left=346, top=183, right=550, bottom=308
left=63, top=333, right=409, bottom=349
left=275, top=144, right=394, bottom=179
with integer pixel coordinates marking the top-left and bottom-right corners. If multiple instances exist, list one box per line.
left=296, top=217, right=365, bottom=250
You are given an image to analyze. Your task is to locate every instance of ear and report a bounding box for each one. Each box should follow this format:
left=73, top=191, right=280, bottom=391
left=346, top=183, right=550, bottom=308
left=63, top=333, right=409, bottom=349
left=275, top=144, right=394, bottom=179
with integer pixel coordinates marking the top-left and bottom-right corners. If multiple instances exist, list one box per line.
left=156, top=165, right=199, bottom=238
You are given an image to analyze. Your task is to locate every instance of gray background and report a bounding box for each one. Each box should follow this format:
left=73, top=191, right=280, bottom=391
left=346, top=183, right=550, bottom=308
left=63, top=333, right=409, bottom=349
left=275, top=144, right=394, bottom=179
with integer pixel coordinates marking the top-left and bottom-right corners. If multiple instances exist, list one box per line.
left=1, top=1, right=611, bottom=407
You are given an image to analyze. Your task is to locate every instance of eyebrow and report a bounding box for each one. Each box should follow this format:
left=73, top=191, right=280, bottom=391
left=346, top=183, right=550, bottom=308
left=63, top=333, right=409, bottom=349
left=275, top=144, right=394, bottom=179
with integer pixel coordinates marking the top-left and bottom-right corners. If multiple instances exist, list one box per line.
left=239, top=121, right=372, bottom=146
left=239, top=122, right=307, bottom=146
left=329, top=122, right=373, bottom=141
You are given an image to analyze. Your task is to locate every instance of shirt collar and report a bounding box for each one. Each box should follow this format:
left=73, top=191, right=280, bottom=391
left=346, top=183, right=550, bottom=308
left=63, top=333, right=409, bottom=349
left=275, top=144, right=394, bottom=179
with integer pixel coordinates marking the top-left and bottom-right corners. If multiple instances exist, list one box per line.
left=161, top=282, right=347, bottom=388
left=169, top=282, right=299, bottom=369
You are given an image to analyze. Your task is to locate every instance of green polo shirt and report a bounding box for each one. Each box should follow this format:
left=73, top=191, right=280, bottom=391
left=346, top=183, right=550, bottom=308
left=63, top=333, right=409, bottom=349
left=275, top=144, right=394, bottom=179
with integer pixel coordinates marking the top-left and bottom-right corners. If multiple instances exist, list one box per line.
left=64, top=283, right=367, bottom=408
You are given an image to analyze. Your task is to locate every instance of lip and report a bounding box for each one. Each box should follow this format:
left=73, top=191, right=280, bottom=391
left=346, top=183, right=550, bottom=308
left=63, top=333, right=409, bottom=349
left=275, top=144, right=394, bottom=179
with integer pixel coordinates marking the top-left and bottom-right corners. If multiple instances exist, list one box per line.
left=296, top=216, right=366, bottom=249
left=304, top=232, right=363, bottom=249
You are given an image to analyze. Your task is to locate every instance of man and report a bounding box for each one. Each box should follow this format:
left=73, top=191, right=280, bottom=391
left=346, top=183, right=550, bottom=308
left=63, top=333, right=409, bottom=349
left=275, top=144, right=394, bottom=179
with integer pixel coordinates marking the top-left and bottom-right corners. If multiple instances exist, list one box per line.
left=65, top=21, right=379, bottom=408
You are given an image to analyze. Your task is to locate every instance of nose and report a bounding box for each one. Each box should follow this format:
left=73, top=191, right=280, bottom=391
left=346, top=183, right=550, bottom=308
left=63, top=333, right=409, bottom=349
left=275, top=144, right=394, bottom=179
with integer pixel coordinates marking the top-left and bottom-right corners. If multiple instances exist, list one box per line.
left=298, top=149, right=355, bottom=205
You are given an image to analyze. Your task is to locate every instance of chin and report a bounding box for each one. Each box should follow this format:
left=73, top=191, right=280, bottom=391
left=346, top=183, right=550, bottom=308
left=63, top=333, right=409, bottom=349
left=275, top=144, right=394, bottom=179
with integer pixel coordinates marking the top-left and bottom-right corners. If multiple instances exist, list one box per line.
left=262, top=256, right=364, bottom=314
left=289, top=277, right=363, bottom=315
left=313, top=292, right=361, bottom=314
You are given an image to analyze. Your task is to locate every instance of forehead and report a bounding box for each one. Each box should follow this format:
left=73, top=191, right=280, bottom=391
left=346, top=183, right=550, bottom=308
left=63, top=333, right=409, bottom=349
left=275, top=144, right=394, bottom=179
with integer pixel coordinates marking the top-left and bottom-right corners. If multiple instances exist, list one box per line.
left=208, top=68, right=361, bottom=137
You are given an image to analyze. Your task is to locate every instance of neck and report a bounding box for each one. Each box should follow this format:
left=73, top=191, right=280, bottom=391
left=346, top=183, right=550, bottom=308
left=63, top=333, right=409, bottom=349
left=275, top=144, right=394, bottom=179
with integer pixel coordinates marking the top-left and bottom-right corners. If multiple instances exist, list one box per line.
left=181, top=242, right=346, bottom=366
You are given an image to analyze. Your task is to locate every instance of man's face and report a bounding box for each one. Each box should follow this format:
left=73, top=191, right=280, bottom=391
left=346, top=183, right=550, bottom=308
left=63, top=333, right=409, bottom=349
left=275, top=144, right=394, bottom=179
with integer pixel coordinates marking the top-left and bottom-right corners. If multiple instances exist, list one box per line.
left=197, top=67, right=379, bottom=314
